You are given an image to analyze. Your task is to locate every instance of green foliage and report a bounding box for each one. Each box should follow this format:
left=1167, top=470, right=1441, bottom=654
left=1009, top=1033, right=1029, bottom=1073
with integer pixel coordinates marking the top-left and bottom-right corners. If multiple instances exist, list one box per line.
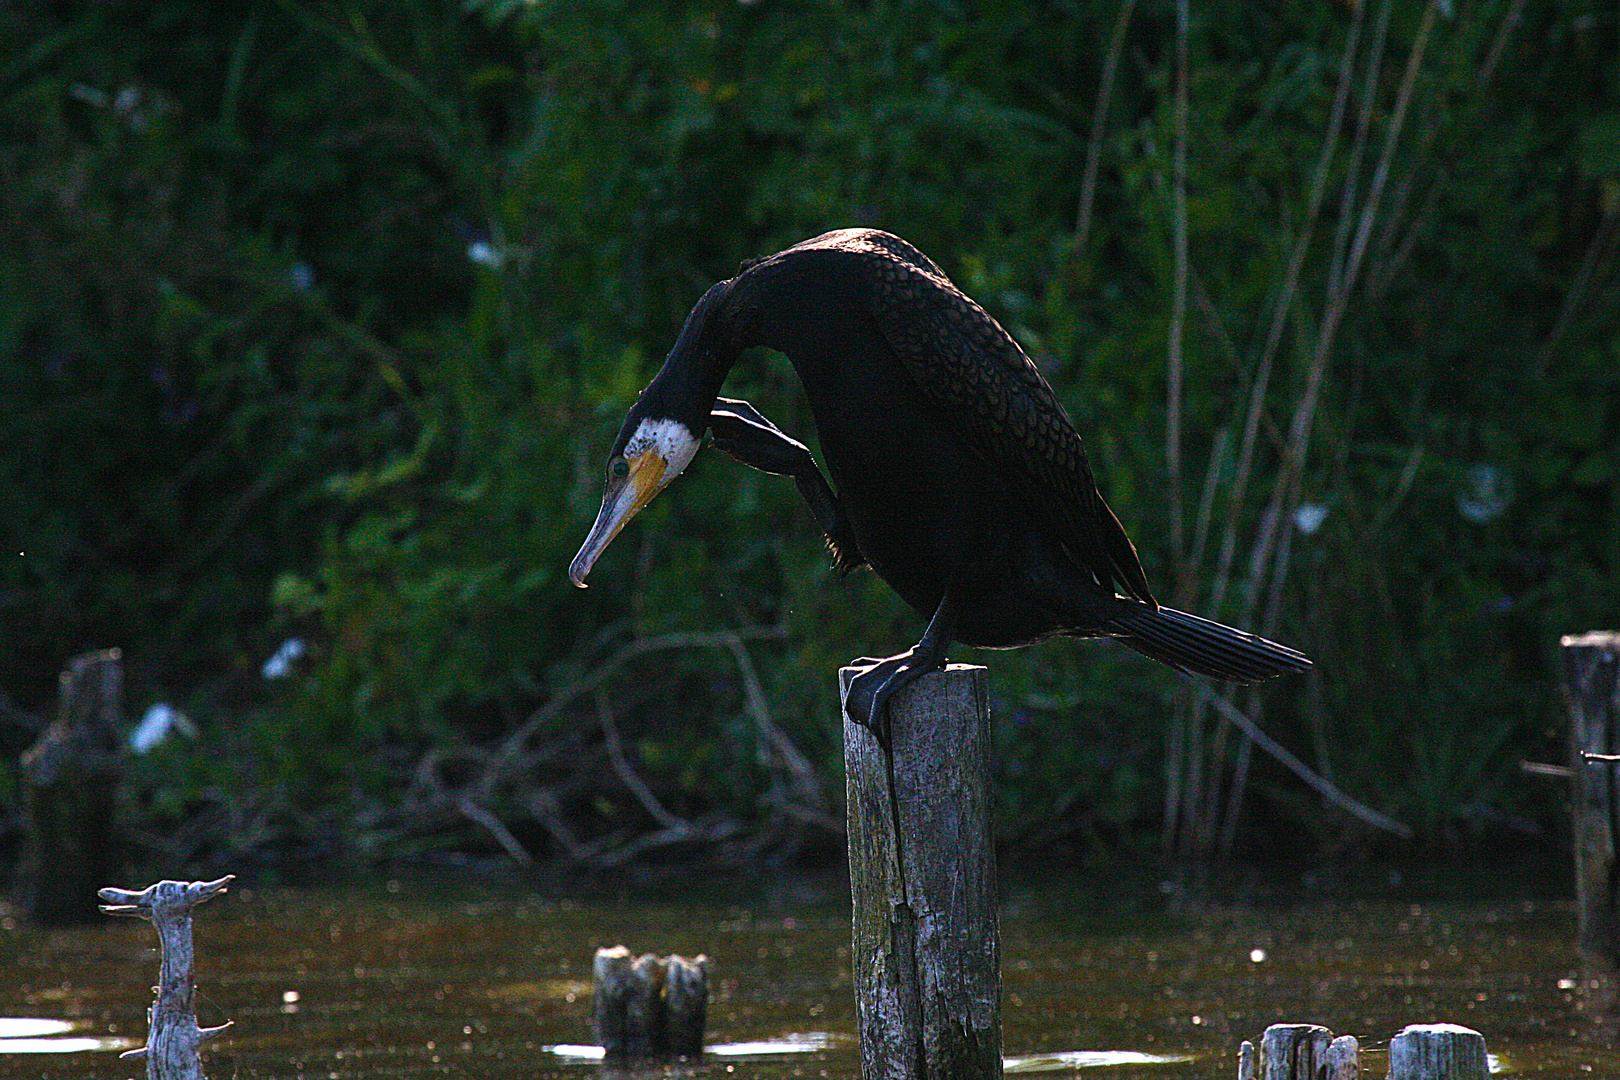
left=2, top=0, right=1616, bottom=862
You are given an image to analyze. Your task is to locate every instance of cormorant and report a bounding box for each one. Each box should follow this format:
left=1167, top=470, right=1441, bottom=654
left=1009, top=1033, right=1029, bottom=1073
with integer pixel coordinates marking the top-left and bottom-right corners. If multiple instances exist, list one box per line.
left=570, top=229, right=1310, bottom=743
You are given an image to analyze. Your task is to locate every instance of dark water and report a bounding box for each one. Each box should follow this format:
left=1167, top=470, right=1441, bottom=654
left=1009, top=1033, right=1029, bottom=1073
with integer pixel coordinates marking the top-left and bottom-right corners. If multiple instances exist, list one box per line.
left=0, top=865, right=1615, bottom=1078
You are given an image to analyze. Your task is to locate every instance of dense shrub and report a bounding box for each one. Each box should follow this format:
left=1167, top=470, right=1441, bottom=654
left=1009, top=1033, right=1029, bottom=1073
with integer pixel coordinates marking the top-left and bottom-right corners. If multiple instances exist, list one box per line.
left=3, top=0, right=1615, bottom=866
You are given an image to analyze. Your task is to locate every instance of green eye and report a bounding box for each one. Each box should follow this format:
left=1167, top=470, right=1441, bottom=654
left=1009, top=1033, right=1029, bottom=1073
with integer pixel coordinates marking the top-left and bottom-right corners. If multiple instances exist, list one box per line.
left=610, top=458, right=630, bottom=479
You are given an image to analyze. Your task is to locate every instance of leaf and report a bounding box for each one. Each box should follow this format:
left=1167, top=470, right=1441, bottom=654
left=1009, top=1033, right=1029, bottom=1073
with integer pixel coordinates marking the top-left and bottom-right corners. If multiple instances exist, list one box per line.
left=1580, top=112, right=1620, bottom=178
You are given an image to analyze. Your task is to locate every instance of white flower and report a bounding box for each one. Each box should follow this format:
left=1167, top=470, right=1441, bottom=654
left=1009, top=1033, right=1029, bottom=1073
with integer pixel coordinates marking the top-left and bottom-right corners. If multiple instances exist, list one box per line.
left=130, top=704, right=196, bottom=754
left=467, top=240, right=504, bottom=268
left=1294, top=503, right=1329, bottom=535
left=1457, top=463, right=1509, bottom=524
left=263, top=637, right=307, bottom=679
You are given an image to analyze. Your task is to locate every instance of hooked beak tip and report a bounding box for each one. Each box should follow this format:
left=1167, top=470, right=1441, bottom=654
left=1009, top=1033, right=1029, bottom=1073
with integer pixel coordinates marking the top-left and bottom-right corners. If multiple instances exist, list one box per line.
left=567, top=556, right=593, bottom=589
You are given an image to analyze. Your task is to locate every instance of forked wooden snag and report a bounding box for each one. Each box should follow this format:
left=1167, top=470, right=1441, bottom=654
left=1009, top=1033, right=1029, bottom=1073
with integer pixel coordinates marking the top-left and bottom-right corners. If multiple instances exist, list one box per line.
left=100, top=877, right=235, bottom=1080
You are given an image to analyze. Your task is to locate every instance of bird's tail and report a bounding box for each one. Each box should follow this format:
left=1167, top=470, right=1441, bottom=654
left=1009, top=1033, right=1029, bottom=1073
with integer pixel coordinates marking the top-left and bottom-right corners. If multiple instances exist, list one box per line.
left=1108, top=605, right=1312, bottom=683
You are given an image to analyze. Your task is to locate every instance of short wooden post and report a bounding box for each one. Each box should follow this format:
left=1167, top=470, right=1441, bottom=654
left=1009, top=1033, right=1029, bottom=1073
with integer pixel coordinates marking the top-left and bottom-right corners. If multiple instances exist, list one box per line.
left=1259, top=1023, right=1331, bottom=1080
left=592, top=946, right=633, bottom=1056
left=19, top=649, right=126, bottom=925
left=593, top=947, right=665, bottom=1058
left=1325, top=1034, right=1359, bottom=1080
left=1386, top=1023, right=1487, bottom=1080
left=1563, top=632, right=1620, bottom=976
left=664, top=954, right=709, bottom=1057
left=843, top=663, right=1001, bottom=1080
left=1241, top=1026, right=1358, bottom=1080
left=592, top=946, right=708, bottom=1060
left=100, top=877, right=236, bottom=1080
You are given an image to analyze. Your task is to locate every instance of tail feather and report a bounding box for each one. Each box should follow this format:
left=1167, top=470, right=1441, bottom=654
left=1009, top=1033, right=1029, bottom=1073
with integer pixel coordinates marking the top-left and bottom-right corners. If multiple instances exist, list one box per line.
left=1108, top=606, right=1311, bottom=683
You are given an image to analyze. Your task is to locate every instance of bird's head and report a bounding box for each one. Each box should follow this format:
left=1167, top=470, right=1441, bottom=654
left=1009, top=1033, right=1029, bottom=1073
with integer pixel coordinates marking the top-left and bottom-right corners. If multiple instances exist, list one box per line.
left=569, top=279, right=737, bottom=588
left=568, top=413, right=701, bottom=588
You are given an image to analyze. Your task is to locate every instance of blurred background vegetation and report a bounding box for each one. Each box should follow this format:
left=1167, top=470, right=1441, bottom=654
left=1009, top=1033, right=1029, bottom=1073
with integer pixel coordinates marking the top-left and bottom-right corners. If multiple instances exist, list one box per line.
left=1, top=0, right=1615, bottom=876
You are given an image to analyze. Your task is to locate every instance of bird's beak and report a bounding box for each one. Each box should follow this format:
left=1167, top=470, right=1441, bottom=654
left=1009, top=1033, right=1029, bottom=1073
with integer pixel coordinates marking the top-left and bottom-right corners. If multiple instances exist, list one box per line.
left=568, top=448, right=670, bottom=588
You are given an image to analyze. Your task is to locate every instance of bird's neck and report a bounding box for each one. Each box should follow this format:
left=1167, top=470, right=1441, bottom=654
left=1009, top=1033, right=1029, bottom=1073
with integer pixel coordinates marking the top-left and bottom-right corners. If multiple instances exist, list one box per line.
left=628, top=279, right=742, bottom=434
left=639, top=340, right=735, bottom=435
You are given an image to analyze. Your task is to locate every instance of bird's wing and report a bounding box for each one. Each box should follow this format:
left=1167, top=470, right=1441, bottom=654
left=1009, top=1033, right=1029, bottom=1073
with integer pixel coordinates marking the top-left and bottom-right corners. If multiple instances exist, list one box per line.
left=850, top=235, right=1156, bottom=605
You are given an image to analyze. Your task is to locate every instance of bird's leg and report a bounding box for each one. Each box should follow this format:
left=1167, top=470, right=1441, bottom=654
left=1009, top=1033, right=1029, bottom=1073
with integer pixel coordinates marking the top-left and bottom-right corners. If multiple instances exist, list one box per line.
left=707, top=399, right=866, bottom=572
left=843, top=588, right=959, bottom=751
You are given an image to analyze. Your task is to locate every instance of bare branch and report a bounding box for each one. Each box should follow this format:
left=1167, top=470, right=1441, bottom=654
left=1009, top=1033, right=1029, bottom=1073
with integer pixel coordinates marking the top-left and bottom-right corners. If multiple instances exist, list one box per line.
left=597, top=689, right=690, bottom=832
left=1073, top=0, right=1139, bottom=252
left=1166, top=0, right=1190, bottom=565
left=1191, top=682, right=1413, bottom=838
left=1530, top=213, right=1620, bottom=378
left=456, top=795, right=536, bottom=866
left=718, top=631, right=828, bottom=816
left=493, top=626, right=786, bottom=778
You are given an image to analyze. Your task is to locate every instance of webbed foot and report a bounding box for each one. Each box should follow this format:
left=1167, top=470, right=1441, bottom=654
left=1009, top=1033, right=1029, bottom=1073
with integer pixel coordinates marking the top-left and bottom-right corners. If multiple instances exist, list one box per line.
left=843, top=649, right=947, bottom=752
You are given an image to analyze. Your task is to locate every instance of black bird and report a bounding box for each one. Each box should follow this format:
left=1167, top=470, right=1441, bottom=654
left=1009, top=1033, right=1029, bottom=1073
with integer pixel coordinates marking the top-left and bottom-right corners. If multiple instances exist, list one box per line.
left=570, top=229, right=1310, bottom=742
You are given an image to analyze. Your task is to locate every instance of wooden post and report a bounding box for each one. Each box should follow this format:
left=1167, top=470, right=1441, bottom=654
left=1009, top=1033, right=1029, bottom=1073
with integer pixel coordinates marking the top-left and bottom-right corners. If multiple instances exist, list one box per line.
left=99, top=877, right=236, bottom=1080
left=1386, top=1023, right=1487, bottom=1080
left=1325, top=1035, right=1359, bottom=1080
left=1240, top=1025, right=1359, bottom=1080
left=1561, top=630, right=1620, bottom=1022
left=19, top=649, right=126, bottom=925
left=664, top=954, right=709, bottom=1057
left=842, top=663, right=1001, bottom=1080
left=1259, top=1024, right=1331, bottom=1080
left=592, top=946, right=708, bottom=1060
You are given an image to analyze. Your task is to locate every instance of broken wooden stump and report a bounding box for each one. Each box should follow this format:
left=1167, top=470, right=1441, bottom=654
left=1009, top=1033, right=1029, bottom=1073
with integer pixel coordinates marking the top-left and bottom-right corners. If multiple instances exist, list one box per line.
left=663, top=953, right=709, bottom=1057
left=592, top=946, right=708, bottom=1060
left=19, top=649, right=126, bottom=925
left=1387, top=1023, right=1488, bottom=1080
left=100, top=876, right=235, bottom=1080
left=1237, top=1022, right=1484, bottom=1080
left=1237, top=1023, right=1337, bottom=1080
left=843, top=663, right=1001, bottom=1080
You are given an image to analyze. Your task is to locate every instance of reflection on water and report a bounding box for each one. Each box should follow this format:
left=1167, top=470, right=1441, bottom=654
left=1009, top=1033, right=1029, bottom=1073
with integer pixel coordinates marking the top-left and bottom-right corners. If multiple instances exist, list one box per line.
left=0, top=1017, right=137, bottom=1055
left=545, top=1033, right=847, bottom=1061
left=0, top=864, right=1613, bottom=1078
left=1005, top=1050, right=1193, bottom=1072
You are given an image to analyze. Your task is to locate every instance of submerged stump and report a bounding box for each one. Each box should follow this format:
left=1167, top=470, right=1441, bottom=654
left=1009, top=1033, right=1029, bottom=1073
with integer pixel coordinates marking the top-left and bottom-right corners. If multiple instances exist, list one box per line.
left=843, top=663, right=1001, bottom=1080
left=19, top=649, right=126, bottom=925
left=664, top=953, right=709, bottom=1057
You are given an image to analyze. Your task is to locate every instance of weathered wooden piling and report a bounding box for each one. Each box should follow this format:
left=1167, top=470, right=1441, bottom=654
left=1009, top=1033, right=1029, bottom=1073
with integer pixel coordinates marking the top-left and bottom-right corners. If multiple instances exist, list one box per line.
left=1325, top=1034, right=1359, bottom=1080
left=100, top=876, right=236, bottom=1080
left=592, top=946, right=709, bottom=1060
left=1238, top=1022, right=1486, bottom=1080
left=19, top=649, right=126, bottom=925
left=842, top=663, right=1001, bottom=1080
left=1561, top=630, right=1620, bottom=993
left=663, top=953, right=709, bottom=1057
left=1388, top=1023, right=1488, bottom=1080
left=1238, top=1023, right=1333, bottom=1080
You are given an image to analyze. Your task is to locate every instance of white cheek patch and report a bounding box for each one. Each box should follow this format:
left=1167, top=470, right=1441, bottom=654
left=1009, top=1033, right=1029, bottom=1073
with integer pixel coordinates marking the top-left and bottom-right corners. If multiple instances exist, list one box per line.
left=625, top=417, right=700, bottom=485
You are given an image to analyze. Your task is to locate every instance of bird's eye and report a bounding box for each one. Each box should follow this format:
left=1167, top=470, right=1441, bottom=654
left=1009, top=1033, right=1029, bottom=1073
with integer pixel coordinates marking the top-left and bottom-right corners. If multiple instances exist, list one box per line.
left=610, top=458, right=630, bottom=479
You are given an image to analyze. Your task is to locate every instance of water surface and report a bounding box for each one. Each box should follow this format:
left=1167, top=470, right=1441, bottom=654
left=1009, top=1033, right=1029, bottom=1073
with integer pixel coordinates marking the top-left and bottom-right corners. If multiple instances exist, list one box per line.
left=0, top=866, right=1612, bottom=1078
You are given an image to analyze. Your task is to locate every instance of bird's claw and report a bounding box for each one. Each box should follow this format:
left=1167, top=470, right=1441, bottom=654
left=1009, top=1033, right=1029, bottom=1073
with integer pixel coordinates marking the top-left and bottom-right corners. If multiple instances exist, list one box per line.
left=843, top=652, right=946, bottom=753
